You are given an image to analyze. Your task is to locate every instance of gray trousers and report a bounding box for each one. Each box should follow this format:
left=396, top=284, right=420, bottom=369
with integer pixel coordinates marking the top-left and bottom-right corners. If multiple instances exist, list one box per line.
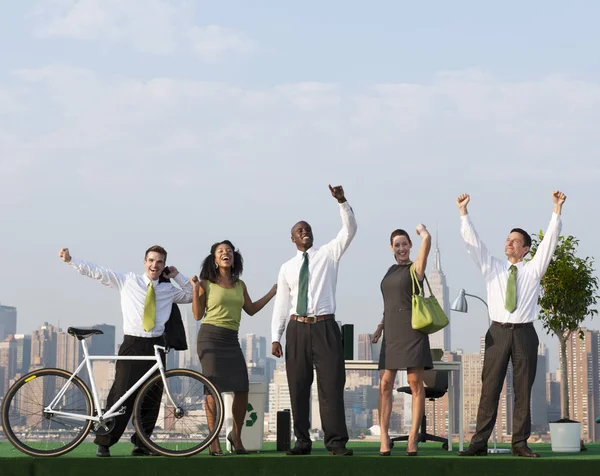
left=471, top=322, right=539, bottom=448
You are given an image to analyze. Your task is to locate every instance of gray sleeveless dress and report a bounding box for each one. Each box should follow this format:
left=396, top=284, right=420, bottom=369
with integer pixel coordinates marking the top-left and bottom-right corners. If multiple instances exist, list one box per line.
left=378, top=263, right=433, bottom=370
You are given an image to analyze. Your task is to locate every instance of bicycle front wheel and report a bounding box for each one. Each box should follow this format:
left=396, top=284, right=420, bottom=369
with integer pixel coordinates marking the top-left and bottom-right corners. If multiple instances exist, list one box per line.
left=1, top=368, right=94, bottom=457
left=133, top=369, right=224, bottom=457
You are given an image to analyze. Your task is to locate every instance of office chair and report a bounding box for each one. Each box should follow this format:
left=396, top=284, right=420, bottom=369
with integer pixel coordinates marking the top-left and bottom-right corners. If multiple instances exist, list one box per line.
left=391, top=370, right=449, bottom=450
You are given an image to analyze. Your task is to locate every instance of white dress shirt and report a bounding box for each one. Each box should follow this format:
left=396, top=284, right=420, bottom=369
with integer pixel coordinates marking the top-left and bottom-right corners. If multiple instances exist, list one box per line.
left=271, top=201, right=357, bottom=343
left=460, top=213, right=562, bottom=324
left=69, top=258, right=193, bottom=337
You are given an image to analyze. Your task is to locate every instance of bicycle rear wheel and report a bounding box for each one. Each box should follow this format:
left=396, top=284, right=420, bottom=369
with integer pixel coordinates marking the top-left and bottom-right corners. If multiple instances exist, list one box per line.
left=133, top=369, right=224, bottom=457
left=1, top=368, right=93, bottom=457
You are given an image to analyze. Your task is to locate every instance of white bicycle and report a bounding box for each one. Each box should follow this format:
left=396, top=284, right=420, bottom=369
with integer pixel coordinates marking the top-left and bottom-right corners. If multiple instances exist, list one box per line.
left=1, top=327, right=224, bottom=457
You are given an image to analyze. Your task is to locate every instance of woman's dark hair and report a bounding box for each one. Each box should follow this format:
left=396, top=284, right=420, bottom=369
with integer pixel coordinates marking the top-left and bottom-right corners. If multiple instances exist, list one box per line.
left=390, top=229, right=412, bottom=245
left=199, top=240, right=244, bottom=283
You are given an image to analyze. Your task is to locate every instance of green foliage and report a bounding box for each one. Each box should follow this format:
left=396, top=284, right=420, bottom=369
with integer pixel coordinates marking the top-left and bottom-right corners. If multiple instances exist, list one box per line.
left=529, top=232, right=599, bottom=419
left=529, top=234, right=599, bottom=339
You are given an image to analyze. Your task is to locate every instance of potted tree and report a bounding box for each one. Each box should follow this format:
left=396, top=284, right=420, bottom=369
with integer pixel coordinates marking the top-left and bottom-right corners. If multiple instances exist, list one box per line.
left=529, top=233, right=599, bottom=452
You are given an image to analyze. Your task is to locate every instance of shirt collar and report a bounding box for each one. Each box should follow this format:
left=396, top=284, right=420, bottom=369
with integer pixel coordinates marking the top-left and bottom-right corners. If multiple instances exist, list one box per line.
left=296, top=247, right=316, bottom=259
left=143, top=274, right=160, bottom=286
left=506, top=260, right=525, bottom=270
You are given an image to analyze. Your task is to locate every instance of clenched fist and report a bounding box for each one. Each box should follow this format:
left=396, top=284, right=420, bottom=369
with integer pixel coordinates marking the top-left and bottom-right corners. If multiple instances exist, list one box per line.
left=552, top=190, right=567, bottom=205
left=59, top=248, right=72, bottom=263
left=456, top=193, right=470, bottom=216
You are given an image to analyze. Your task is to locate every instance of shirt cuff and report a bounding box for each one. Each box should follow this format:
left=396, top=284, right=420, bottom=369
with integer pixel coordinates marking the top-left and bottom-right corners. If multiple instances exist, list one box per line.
left=173, top=272, right=189, bottom=287
left=68, top=257, right=82, bottom=267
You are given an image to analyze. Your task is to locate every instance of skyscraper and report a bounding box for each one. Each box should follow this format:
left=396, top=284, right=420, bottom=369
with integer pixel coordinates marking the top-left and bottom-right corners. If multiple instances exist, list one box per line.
left=30, top=322, right=59, bottom=369
left=357, top=333, right=375, bottom=381
left=57, top=330, right=82, bottom=373
left=426, top=238, right=451, bottom=351
left=563, top=328, right=600, bottom=442
left=0, top=335, right=18, bottom=396
left=531, top=344, right=549, bottom=432
left=0, top=304, right=17, bottom=341
left=90, top=324, right=116, bottom=356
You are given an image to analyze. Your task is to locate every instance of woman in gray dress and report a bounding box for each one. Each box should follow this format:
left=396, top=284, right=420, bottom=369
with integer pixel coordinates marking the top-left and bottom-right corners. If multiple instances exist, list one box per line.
left=374, top=225, right=432, bottom=456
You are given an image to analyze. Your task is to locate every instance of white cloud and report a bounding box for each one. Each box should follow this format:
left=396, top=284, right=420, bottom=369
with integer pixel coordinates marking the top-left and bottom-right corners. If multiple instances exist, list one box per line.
left=33, top=0, right=256, bottom=60
left=2, top=65, right=600, bottom=358
left=2, top=66, right=600, bottom=210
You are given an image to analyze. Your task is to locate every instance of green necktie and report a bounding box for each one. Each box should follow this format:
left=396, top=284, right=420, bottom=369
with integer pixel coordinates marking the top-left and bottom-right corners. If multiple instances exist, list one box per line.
left=296, top=252, right=309, bottom=316
left=142, top=281, right=157, bottom=331
left=505, top=265, right=517, bottom=313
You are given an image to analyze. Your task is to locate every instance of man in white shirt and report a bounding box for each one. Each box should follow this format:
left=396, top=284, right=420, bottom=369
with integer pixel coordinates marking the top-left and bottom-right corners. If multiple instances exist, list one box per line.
left=59, top=245, right=193, bottom=457
left=271, top=185, right=357, bottom=456
left=456, top=191, right=566, bottom=458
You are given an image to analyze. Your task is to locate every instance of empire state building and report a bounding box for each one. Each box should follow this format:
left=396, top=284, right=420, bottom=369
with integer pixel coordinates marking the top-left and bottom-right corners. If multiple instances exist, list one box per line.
left=427, top=238, right=451, bottom=351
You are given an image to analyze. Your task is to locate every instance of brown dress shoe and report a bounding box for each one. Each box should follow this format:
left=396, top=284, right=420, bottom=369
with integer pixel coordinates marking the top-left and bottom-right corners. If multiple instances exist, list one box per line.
left=512, top=446, right=540, bottom=458
left=457, top=445, right=488, bottom=456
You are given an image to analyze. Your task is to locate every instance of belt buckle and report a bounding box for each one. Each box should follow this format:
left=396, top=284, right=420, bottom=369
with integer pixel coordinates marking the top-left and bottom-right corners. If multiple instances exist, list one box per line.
left=507, top=323, right=516, bottom=330
left=305, top=316, right=316, bottom=324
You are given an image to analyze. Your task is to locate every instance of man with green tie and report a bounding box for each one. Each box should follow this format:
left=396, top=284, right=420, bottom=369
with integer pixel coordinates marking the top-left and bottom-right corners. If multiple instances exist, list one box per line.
left=455, top=191, right=566, bottom=458
left=58, top=246, right=193, bottom=457
left=271, top=185, right=357, bottom=456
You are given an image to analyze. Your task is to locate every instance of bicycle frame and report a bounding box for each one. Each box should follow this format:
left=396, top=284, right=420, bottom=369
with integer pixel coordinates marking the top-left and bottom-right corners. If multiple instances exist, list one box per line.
left=44, top=338, right=177, bottom=425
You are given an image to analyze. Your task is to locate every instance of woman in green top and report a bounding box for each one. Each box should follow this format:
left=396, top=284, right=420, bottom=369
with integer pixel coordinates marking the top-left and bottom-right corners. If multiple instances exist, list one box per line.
left=191, top=240, right=276, bottom=455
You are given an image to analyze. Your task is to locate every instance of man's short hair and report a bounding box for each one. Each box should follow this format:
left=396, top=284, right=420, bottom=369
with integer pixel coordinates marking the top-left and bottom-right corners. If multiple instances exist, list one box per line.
left=510, top=228, right=532, bottom=248
left=145, top=245, right=167, bottom=261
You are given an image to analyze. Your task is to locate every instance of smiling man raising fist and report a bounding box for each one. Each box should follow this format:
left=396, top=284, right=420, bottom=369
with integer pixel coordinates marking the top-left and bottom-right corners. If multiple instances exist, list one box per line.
left=456, top=191, right=566, bottom=458
left=271, top=184, right=357, bottom=457
left=59, top=245, right=193, bottom=457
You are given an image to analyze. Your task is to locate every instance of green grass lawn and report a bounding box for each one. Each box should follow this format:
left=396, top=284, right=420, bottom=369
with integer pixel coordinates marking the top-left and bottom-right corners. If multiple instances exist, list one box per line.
left=1, top=440, right=599, bottom=459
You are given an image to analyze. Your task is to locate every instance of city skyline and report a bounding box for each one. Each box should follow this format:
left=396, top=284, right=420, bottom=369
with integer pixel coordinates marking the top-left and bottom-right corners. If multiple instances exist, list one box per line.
left=2, top=1, right=600, bottom=377
left=3, top=312, right=600, bottom=442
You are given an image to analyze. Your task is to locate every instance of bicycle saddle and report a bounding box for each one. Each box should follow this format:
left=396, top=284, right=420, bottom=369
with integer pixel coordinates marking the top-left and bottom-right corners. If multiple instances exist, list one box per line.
left=67, top=327, right=104, bottom=340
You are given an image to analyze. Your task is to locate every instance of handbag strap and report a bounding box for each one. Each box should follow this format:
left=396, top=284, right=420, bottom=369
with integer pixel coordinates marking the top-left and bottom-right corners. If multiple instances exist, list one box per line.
left=410, top=264, right=433, bottom=297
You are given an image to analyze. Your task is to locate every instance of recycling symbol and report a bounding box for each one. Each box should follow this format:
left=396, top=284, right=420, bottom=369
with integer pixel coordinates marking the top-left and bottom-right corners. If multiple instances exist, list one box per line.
left=245, top=403, right=258, bottom=427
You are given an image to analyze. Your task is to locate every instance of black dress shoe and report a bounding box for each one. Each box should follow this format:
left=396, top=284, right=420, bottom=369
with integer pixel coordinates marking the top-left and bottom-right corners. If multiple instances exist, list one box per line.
left=512, top=446, right=540, bottom=458
left=131, top=445, right=158, bottom=456
left=328, top=447, right=353, bottom=456
left=96, top=445, right=110, bottom=457
left=379, top=451, right=391, bottom=456
left=286, top=446, right=312, bottom=455
left=457, top=445, right=488, bottom=456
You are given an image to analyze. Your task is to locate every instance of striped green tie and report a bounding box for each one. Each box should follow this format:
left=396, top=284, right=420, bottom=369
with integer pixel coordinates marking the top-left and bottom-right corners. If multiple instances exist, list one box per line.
left=142, top=281, right=156, bottom=331
left=296, top=252, right=309, bottom=316
left=505, top=265, right=517, bottom=313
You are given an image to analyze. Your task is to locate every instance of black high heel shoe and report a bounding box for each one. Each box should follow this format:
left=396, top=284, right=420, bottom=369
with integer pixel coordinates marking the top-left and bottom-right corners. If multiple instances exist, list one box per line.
left=379, top=438, right=394, bottom=456
left=227, top=432, right=249, bottom=455
left=210, top=449, right=224, bottom=456
left=405, top=437, right=418, bottom=456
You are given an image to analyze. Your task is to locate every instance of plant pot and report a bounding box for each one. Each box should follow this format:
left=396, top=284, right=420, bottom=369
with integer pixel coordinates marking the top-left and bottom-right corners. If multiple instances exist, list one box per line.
left=549, top=421, right=581, bottom=452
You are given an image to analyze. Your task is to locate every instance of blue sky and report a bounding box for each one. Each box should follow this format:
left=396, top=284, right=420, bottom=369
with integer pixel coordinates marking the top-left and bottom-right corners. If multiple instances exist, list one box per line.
left=1, top=0, right=600, bottom=370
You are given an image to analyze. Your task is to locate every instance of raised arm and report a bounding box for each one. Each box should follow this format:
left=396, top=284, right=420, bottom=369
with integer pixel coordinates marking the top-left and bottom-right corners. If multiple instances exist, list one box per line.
left=59, top=247, right=126, bottom=290
left=190, top=277, right=207, bottom=321
left=325, top=185, right=358, bottom=262
left=412, top=224, right=432, bottom=280
left=166, top=267, right=194, bottom=304
left=271, top=266, right=291, bottom=358
left=529, top=191, right=566, bottom=278
left=456, top=194, right=495, bottom=276
left=243, top=282, right=277, bottom=316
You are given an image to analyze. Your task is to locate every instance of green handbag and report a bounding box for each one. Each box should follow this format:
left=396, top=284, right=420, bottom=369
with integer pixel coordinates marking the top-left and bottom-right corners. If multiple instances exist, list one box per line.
left=410, top=264, right=449, bottom=334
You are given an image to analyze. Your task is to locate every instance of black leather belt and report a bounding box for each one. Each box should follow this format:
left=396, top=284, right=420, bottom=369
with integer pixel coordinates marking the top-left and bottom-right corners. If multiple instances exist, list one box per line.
left=290, top=314, right=335, bottom=324
left=492, top=321, right=534, bottom=330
